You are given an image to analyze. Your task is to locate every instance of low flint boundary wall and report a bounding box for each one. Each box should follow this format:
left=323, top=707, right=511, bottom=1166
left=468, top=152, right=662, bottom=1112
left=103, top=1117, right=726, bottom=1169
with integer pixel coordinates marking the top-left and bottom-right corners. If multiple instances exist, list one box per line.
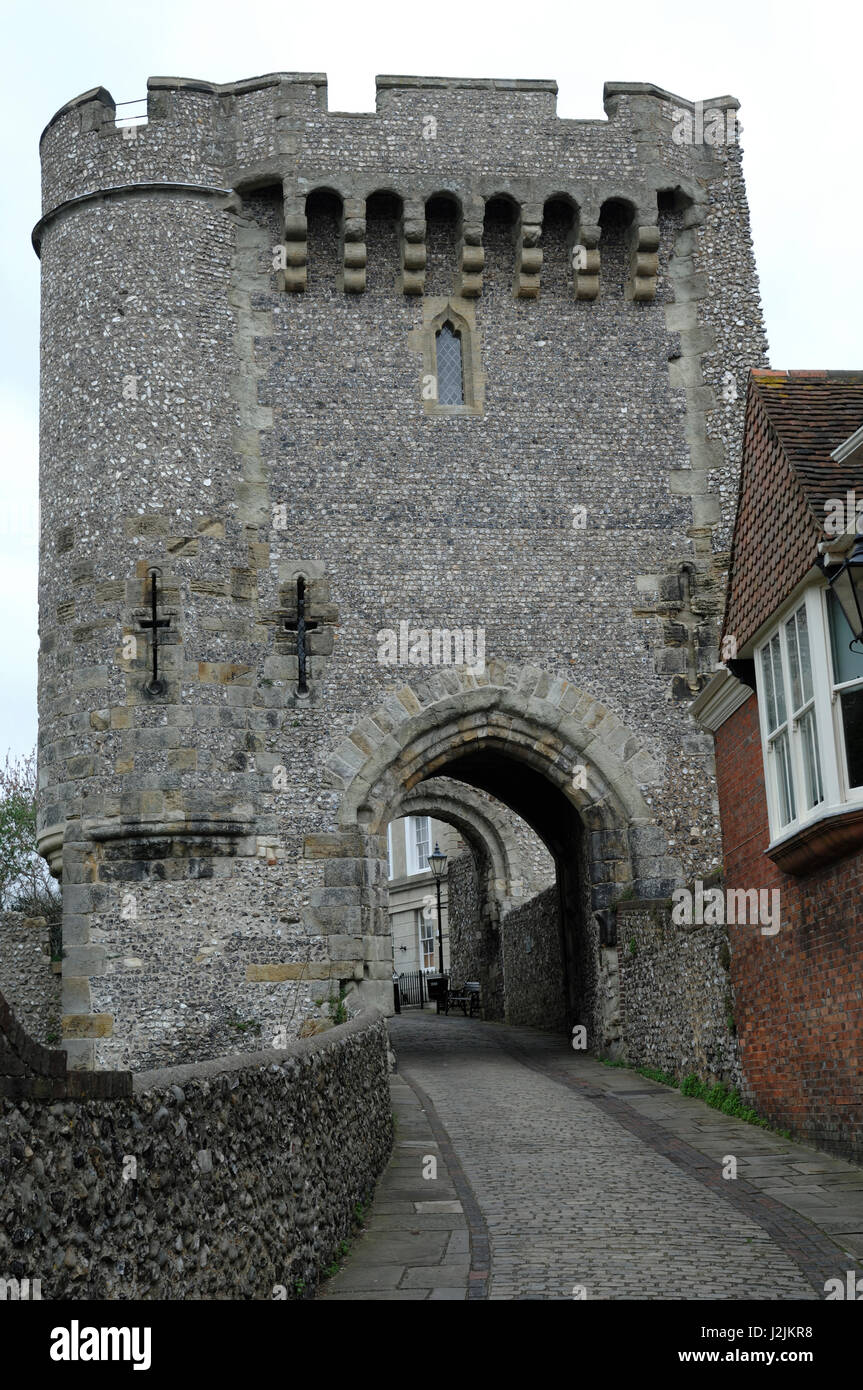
left=0, top=992, right=392, bottom=1299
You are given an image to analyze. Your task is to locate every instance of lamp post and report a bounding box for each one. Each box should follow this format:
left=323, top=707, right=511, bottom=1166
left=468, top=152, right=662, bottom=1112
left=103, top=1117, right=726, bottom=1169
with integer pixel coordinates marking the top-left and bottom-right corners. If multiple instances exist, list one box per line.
left=427, top=842, right=448, bottom=976
left=827, top=530, right=863, bottom=651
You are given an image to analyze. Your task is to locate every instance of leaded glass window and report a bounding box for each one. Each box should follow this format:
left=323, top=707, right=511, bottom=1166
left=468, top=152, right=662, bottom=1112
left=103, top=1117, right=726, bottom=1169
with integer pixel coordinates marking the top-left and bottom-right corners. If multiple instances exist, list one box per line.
left=435, top=323, right=464, bottom=405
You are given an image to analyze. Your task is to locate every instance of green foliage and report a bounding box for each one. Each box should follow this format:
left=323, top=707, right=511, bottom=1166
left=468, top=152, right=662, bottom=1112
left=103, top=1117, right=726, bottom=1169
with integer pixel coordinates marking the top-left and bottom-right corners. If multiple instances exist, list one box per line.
left=228, top=1017, right=261, bottom=1034
left=638, top=1065, right=677, bottom=1088
left=322, top=1246, right=350, bottom=1278
left=327, top=984, right=350, bottom=1025
left=321, top=1207, right=368, bottom=1283
left=706, top=1082, right=729, bottom=1108
left=627, top=937, right=638, bottom=957
left=680, top=1073, right=768, bottom=1127
left=0, top=751, right=60, bottom=921
left=598, top=1066, right=778, bottom=1130
left=600, top=1057, right=676, bottom=1086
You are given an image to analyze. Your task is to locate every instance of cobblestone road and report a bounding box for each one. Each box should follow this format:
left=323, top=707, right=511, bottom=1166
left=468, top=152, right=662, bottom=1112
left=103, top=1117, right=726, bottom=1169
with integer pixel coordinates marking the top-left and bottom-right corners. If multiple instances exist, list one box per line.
left=321, top=1012, right=863, bottom=1301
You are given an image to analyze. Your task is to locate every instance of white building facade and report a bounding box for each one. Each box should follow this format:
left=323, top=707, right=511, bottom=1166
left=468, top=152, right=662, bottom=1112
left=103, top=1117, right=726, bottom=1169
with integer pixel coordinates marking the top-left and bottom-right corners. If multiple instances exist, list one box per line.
left=386, top=816, right=464, bottom=976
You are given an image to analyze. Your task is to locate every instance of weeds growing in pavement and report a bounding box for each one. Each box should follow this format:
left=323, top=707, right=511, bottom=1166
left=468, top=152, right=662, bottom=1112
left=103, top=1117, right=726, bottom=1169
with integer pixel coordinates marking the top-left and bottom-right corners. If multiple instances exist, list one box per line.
left=600, top=1059, right=790, bottom=1136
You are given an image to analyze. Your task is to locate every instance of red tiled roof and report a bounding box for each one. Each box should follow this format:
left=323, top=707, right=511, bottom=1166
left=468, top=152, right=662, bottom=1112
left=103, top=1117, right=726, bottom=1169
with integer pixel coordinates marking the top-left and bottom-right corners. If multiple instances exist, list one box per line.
left=723, top=371, right=863, bottom=651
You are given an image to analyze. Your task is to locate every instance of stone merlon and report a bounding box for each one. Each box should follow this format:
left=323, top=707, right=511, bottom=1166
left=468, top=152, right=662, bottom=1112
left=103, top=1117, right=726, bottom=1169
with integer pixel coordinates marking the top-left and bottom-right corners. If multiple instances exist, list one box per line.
left=35, top=74, right=743, bottom=251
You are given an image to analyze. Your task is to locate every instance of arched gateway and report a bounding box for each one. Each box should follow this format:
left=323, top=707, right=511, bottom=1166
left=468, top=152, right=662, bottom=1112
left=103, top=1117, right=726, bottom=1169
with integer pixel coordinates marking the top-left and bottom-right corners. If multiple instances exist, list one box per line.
left=324, top=662, right=682, bottom=1049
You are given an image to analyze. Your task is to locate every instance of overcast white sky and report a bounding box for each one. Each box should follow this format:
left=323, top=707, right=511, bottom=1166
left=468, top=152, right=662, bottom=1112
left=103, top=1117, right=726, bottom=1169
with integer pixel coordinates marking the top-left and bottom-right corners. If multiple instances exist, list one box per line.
left=2, top=0, right=861, bottom=762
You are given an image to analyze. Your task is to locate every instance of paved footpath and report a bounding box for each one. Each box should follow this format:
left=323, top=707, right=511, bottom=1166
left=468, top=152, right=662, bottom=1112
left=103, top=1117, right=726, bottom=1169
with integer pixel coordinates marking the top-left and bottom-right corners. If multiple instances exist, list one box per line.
left=319, top=1012, right=863, bottom=1301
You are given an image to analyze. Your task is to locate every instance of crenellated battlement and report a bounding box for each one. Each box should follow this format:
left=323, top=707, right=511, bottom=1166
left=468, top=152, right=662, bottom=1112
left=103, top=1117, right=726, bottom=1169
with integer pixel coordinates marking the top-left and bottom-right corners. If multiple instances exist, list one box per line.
left=36, top=73, right=742, bottom=267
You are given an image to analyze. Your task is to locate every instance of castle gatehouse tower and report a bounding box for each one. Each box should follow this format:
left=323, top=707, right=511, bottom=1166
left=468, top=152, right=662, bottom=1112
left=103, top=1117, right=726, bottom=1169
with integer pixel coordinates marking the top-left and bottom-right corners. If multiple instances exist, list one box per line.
left=34, top=75, right=766, bottom=1067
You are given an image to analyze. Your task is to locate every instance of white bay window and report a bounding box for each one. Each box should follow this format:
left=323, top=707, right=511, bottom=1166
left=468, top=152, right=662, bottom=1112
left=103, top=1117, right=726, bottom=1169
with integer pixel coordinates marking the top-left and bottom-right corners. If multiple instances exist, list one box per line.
left=756, top=585, right=863, bottom=844
left=827, top=590, right=863, bottom=790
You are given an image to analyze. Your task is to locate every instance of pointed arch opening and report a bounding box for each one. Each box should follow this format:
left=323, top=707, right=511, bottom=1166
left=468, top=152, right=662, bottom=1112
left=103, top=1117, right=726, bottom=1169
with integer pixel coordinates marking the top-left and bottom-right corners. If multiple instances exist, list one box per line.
left=325, top=665, right=679, bottom=1045
left=411, top=298, right=485, bottom=416
left=434, top=320, right=464, bottom=405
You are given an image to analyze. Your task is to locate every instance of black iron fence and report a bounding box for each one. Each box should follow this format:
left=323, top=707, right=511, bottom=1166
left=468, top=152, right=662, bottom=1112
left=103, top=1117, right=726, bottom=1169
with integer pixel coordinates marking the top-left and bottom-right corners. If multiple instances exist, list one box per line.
left=397, top=971, right=427, bottom=1008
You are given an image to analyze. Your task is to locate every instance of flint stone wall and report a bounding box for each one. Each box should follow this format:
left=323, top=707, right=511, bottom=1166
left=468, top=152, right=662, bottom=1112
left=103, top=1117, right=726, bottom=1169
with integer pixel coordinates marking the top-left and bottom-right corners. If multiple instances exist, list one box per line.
left=502, top=887, right=567, bottom=1031
left=508, top=817, right=556, bottom=898
left=0, top=914, right=61, bottom=1046
left=0, top=1005, right=392, bottom=1299
left=447, top=853, right=482, bottom=978
left=617, top=901, right=741, bottom=1086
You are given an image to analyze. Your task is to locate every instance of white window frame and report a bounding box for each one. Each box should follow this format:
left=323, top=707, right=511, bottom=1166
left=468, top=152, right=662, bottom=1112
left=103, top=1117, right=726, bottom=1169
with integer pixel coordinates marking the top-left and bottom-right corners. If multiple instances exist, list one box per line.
left=406, top=815, right=432, bottom=876
left=826, top=588, right=863, bottom=797
left=416, top=906, right=435, bottom=972
left=755, top=583, right=863, bottom=845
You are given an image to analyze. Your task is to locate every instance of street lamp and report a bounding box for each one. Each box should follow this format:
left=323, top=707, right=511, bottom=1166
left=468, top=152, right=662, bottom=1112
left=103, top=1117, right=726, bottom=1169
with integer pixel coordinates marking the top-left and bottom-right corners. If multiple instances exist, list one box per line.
left=827, top=530, right=863, bottom=651
left=427, top=842, right=448, bottom=975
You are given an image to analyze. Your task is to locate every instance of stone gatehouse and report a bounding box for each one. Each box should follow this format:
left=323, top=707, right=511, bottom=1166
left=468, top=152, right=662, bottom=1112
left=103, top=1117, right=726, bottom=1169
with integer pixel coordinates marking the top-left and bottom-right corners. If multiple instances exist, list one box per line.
left=33, top=73, right=767, bottom=1069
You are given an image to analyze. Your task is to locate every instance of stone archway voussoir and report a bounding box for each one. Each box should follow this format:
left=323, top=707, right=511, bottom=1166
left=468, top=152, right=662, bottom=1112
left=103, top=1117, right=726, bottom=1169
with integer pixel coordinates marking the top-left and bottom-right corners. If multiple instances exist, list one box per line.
left=328, top=664, right=663, bottom=845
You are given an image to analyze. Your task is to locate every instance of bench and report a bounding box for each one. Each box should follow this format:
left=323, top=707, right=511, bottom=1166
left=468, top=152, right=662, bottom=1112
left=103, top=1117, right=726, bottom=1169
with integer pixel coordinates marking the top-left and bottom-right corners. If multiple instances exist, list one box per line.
left=444, top=981, right=481, bottom=1017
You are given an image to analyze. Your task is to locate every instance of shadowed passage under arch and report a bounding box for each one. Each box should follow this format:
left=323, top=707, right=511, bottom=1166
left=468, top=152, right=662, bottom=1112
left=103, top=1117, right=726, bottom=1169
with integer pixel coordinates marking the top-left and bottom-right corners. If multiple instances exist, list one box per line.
left=323, top=663, right=681, bottom=1046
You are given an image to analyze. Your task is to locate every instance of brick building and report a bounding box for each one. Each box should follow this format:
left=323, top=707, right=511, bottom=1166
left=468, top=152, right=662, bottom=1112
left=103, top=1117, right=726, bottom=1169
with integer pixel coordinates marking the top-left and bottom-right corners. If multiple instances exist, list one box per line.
left=693, top=371, right=863, bottom=1162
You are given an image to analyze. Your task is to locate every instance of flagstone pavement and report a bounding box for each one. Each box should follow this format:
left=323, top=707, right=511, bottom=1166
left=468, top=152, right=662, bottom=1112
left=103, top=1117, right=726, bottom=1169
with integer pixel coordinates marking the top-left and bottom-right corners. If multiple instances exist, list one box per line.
left=318, top=1012, right=863, bottom=1301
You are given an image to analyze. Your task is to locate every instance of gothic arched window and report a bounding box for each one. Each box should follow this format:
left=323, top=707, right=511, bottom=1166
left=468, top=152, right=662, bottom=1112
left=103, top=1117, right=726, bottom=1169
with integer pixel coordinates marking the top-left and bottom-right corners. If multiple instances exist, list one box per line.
left=435, top=323, right=464, bottom=405
left=412, top=297, right=483, bottom=416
